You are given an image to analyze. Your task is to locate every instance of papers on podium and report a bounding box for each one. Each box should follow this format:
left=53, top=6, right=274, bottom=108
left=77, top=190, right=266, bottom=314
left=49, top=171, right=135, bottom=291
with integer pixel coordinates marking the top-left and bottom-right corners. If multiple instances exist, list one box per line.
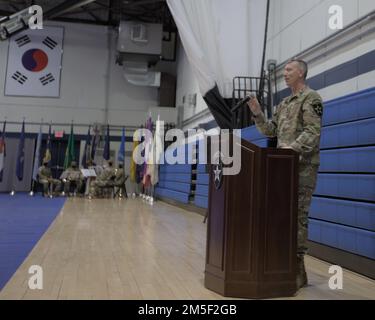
left=81, top=169, right=96, bottom=178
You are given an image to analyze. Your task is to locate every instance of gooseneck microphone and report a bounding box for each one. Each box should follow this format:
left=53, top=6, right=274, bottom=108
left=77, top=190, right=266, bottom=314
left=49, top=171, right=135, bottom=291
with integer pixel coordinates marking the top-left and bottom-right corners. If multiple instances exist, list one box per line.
left=232, top=94, right=254, bottom=113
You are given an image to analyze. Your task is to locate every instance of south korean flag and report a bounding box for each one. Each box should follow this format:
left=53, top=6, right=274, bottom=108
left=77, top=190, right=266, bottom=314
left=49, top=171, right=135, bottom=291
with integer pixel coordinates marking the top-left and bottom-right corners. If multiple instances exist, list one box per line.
left=5, top=26, right=64, bottom=97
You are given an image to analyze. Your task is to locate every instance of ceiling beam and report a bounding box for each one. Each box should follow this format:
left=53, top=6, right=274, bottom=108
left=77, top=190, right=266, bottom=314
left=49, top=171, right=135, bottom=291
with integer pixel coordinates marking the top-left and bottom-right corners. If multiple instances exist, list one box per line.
left=45, top=0, right=97, bottom=19
left=123, top=0, right=165, bottom=8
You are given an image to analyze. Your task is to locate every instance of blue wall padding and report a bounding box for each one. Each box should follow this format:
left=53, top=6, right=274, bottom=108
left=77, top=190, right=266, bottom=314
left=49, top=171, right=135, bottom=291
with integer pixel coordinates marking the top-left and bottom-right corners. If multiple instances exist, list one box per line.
left=308, top=219, right=375, bottom=259
left=196, top=173, right=209, bottom=185
left=314, top=174, right=375, bottom=201
left=310, top=197, right=375, bottom=231
left=159, top=164, right=192, bottom=174
left=158, top=172, right=192, bottom=183
left=196, top=184, right=209, bottom=196
left=319, top=146, right=375, bottom=172
left=323, top=88, right=375, bottom=126
left=320, top=117, right=375, bottom=149
left=194, top=195, right=208, bottom=208
left=157, top=181, right=191, bottom=193
left=197, top=164, right=207, bottom=173
left=163, top=143, right=196, bottom=162
left=154, top=187, right=189, bottom=203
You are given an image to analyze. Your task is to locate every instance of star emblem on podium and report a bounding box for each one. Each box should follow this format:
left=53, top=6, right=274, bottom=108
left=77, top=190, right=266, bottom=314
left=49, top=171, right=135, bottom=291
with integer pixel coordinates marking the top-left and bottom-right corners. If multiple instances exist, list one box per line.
left=214, top=166, right=221, bottom=181
left=213, top=163, right=223, bottom=190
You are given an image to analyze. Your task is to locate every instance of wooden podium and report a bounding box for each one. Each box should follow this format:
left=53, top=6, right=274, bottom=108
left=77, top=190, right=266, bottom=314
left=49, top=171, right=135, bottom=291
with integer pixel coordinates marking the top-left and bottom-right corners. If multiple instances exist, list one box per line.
left=204, top=135, right=299, bottom=299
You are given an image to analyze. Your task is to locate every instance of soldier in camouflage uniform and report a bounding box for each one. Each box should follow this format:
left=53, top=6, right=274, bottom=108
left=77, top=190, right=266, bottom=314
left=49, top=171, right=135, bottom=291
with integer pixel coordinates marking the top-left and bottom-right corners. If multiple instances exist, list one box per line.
left=113, top=163, right=128, bottom=198
left=60, top=161, right=84, bottom=196
left=88, top=160, right=116, bottom=198
left=248, top=59, right=323, bottom=291
left=38, top=161, right=61, bottom=196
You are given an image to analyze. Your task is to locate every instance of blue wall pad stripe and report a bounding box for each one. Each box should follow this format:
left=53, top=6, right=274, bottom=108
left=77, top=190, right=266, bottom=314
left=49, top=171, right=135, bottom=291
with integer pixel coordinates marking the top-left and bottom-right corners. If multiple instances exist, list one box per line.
left=197, top=164, right=208, bottom=173
left=308, top=219, right=375, bottom=259
left=194, top=195, right=208, bottom=209
left=163, top=144, right=196, bottom=162
left=310, top=197, right=375, bottom=231
left=159, top=164, right=192, bottom=174
left=196, top=174, right=209, bottom=185
left=196, top=184, right=209, bottom=197
left=154, top=187, right=189, bottom=203
left=320, top=117, right=375, bottom=149
left=323, top=88, right=375, bottom=126
left=0, top=194, right=66, bottom=290
left=158, top=173, right=192, bottom=183
left=319, top=146, right=375, bottom=173
left=314, top=174, right=375, bottom=202
left=157, top=181, right=191, bottom=193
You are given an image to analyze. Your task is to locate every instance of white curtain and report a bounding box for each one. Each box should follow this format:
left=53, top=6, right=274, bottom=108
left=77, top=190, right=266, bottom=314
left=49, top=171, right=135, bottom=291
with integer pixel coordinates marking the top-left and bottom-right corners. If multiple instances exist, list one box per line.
left=167, top=0, right=268, bottom=98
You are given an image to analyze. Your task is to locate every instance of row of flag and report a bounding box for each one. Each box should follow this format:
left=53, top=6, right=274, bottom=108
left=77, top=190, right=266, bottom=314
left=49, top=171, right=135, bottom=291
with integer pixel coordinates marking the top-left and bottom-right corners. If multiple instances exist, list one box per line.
left=0, top=122, right=120, bottom=183
left=129, top=115, right=163, bottom=187
left=0, top=120, right=27, bottom=182
left=0, top=116, right=162, bottom=187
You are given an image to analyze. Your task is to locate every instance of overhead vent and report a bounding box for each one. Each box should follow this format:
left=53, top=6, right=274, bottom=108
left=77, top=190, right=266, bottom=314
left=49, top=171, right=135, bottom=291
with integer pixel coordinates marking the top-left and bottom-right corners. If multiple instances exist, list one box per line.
left=131, top=24, right=148, bottom=43
left=117, top=21, right=162, bottom=55
left=123, top=61, right=160, bottom=87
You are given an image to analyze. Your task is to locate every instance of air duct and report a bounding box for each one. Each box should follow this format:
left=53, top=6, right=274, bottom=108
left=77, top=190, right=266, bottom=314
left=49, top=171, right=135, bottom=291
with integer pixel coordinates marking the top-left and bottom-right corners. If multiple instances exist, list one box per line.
left=123, top=61, right=161, bottom=87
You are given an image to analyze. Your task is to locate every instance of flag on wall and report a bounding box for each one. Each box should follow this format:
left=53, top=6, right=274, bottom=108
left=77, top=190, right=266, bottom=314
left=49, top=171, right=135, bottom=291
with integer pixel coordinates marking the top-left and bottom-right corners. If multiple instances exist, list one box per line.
left=118, top=127, right=125, bottom=165
left=43, top=124, right=52, bottom=165
left=64, top=124, right=75, bottom=169
left=81, top=126, right=91, bottom=168
left=0, top=121, right=6, bottom=182
left=5, top=26, right=64, bottom=97
left=150, top=118, right=163, bottom=186
left=142, top=117, right=153, bottom=187
left=103, top=124, right=110, bottom=161
left=16, top=121, right=25, bottom=181
left=32, top=124, right=43, bottom=181
left=130, top=129, right=139, bottom=183
left=91, top=125, right=100, bottom=162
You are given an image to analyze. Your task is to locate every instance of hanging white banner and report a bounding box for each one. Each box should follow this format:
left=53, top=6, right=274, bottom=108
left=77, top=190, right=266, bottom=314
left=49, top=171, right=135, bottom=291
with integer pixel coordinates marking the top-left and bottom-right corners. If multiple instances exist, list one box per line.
left=5, top=26, right=64, bottom=98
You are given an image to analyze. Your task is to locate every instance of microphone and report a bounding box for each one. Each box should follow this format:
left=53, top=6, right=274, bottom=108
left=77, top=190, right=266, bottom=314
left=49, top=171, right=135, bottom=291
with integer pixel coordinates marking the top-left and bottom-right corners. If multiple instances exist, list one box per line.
left=232, top=94, right=254, bottom=113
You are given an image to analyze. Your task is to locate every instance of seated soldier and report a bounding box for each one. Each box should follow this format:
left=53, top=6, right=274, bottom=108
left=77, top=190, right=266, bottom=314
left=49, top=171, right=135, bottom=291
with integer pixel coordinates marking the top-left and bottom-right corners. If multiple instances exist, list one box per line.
left=88, top=160, right=116, bottom=198
left=38, top=161, right=61, bottom=197
left=113, top=164, right=128, bottom=198
left=83, top=159, right=97, bottom=196
left=60, top=161, right=84, bottom=196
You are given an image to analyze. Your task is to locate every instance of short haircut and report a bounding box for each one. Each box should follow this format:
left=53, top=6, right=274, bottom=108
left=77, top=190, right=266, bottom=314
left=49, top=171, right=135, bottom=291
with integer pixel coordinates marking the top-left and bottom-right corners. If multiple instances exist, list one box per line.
left=288, top=59, right=308, bottom=80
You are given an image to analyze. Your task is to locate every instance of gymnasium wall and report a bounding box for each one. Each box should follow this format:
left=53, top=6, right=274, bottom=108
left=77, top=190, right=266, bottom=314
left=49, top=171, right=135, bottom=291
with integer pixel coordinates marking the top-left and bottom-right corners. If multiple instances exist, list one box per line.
left=0, top=21, right=177, bottom=135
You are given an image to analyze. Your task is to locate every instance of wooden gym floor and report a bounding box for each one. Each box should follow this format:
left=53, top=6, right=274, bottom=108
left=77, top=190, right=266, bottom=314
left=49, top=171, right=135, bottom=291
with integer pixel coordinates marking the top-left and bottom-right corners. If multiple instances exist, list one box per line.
left=0, top=197, right=374, bottom=300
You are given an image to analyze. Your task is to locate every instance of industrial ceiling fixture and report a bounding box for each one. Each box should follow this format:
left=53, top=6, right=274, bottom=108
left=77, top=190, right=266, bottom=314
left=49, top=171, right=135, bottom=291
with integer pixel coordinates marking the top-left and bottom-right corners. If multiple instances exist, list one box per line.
left=0, top=0, right=176, bottom=34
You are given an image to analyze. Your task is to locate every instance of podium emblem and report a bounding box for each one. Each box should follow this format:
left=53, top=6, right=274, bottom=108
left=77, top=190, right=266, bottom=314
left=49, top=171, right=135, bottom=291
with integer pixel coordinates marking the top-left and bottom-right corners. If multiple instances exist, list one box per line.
left=212, top=151, right=223, bottom=190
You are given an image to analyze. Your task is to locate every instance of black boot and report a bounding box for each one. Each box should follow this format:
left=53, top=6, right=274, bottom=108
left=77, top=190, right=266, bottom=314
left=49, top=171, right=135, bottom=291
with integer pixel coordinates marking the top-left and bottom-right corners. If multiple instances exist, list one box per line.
left=296, top=255, right=308, bottom=290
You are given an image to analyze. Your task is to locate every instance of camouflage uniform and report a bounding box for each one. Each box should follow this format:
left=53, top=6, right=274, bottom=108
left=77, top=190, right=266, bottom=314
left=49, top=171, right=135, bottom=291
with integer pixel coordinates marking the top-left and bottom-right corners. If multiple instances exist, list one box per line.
left=38, top=165, right=61, bottom=196
left=89, top=166, right=116, bottom=197
left=113, top=168, right=128, bottom=197
left=253, top=86, right=323, bottom=287
left=60, top=166, right=84, bottom=194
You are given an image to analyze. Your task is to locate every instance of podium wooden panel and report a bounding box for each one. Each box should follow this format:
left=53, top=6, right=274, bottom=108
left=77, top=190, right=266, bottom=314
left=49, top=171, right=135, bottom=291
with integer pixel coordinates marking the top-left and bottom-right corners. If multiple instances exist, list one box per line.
left=204, top=136, right=299, bottom=298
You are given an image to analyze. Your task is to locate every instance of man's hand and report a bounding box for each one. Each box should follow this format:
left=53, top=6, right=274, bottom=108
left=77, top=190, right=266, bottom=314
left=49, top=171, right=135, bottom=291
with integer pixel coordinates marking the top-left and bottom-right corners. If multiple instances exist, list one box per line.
left=247, top=95, right=262, bottom=116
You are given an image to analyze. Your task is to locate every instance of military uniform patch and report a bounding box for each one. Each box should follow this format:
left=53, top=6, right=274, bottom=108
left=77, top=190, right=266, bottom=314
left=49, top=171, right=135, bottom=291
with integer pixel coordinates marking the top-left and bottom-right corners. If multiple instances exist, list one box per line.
left=312, top=102, right=323, bottom=116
